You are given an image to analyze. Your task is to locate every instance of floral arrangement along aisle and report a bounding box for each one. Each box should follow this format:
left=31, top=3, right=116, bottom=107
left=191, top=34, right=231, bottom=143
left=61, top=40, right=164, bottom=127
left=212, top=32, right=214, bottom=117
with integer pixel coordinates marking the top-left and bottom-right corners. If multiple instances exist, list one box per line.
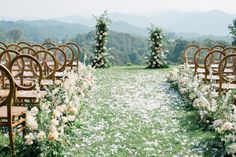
left=21, top=63, right=94, bottom=156
left=147, top=25, right=168, bottom=68
left=167, top=65, right=236, bottom=155
left=92, top=11, right=111, bottom=68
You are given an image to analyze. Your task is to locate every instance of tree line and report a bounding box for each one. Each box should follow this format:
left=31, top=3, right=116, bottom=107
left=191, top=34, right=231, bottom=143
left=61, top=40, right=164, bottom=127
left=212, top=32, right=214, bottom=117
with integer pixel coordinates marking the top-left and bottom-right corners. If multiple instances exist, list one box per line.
left=0, top=20, right=235, bottom=65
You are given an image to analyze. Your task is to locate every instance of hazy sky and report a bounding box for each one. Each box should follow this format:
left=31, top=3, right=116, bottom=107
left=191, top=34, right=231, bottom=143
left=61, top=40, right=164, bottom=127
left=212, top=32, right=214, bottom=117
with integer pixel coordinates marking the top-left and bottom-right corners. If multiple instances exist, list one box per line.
left=1, top=0, right=236, bottom=19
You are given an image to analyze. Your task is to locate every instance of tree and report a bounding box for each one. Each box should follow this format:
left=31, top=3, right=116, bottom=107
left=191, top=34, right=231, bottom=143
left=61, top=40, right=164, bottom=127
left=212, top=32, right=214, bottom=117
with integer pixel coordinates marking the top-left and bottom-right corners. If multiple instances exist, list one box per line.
left=6, top=29, right=23, bottom=42
left=229, top=19, right=236, bottom=46
left=168, top=39, right=187, bottom=63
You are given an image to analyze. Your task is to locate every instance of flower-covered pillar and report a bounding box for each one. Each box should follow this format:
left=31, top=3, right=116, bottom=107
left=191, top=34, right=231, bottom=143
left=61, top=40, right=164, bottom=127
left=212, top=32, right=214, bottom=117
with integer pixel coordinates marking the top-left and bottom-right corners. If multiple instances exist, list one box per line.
left=92, top=11, right=111, bottom=68
left=147, top=25, right=168, bottom=68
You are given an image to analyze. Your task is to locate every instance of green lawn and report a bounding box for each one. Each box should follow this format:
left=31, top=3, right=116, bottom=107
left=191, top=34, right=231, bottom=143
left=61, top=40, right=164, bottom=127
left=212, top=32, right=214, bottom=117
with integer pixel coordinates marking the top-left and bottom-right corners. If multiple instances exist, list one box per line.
left=72, top=65, right=222, bottom=156
left=0, top=65, right=223, bottom=156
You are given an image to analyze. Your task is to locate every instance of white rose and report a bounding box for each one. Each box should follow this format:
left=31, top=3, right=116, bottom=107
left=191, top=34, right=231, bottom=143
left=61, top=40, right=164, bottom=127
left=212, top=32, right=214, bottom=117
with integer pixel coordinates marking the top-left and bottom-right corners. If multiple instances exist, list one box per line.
left=179, top=88, right=188, bottom=94
left=56, top=106, right=64, bottom=113
left=222, top=122, right=234, bottom=131
left=36, top=131, right=46, bottom=141
left=48, top=131, right=59, bottom=141
left=228, top=143, right=236, bottom=154
left=25, top=133, right=35, bottom=145
left=53, top=110, right=62, bottom=118
left=51, top=119, right=59, bottom=126
left=49, top=125, right=57, bottom=132
left=210, top=92, right=218, bottom=98
left=30, top=107, right=39, bottom=116
left=67, top=115, right=76, bottom=122
left=26, top=113, right=38, bottom=130
left=68, top=106, right=78, bottom=114
left=210, top=99, right=217, bottom=112
left=189, top=93, right=197, bottom=100
left=62, top=116, right=68, bottom=123
left=212, top=119, right=223, bottom=128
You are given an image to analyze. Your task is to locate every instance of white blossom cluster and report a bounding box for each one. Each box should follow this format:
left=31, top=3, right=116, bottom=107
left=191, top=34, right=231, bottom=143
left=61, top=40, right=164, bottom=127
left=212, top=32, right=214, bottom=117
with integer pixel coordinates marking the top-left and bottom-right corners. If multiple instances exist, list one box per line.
left=147, top=26, right=168, bottom=68
left=24, top=63, right=94, bottom=153
left=167, top=65, right=236, bottom=155
left=92, top=12, right=111, bottom=68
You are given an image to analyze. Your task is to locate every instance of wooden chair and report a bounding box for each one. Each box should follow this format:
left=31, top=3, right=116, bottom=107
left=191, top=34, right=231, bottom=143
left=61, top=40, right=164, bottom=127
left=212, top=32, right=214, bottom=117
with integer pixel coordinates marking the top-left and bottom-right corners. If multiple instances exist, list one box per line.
left=0, top=50, right=21, bottom=88
left=217, top=54, right=236, bottom=95
left=222, top=47, right=236, bottom=55
left=66, top=42, right=81, bottom=69
left=48, top=47, right=67, bottom=80
left=0, top=64, right=27, bottom=157
left=0, top=42, right=7, bottom=48
left=18, top=47, right=36, bottom=55
left=42, top=42, right=55, bottom=49
left=58, top=45, right=74, bottom=70
left=31, top=44, right=45, bottom=51
left=32, top=50, right=58, bottom=86
left=204, top=50, right=226, bottom=82
left=184, top=44, right=199, bottom=68
left=9, top=54, right=47, bottom=106
left=7, top=44, right=21, bottom=51
left=0, top=46, right=6, bottom=53
left=0, top=50, right=21, bottom=69
left=17, top=42, right=31, bottom=48
left=194, top=47, right=211, bottom=75
left=211, top=45, right=225, bottom=51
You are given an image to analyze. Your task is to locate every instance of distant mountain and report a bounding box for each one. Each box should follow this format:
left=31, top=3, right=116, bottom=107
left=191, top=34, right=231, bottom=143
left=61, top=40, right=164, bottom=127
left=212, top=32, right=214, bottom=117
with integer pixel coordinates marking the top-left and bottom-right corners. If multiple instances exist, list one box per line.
left=110, top=21, right=148, bottom=36
left=0, top=20, right=90, bottom=42
left=55, top=10, right=236, bottom=36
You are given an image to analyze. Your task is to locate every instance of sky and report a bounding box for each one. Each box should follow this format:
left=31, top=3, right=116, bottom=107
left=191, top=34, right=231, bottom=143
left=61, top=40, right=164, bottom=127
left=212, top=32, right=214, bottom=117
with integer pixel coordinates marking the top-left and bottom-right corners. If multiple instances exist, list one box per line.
left=0, top=0, right=236, bottom=19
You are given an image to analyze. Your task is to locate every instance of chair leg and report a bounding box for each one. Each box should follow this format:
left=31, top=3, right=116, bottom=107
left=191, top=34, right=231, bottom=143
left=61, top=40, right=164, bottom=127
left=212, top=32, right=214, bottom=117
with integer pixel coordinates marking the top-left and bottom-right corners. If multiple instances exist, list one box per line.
left=23, top=114, right=26, bottom=137
left=8, top=125, right=16, bottom=157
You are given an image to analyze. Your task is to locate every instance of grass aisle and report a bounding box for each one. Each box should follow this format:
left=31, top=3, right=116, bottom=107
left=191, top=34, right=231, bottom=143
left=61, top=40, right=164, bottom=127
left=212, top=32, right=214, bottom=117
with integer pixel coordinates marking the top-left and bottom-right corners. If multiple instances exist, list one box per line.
left=73, top=66, right=221, bottom=157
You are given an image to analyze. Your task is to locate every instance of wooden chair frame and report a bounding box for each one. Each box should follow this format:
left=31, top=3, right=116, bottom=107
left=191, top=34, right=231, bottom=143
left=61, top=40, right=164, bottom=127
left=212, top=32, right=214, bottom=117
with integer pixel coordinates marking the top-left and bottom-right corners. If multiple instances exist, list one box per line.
left=0, top=64, right=26, bottom=157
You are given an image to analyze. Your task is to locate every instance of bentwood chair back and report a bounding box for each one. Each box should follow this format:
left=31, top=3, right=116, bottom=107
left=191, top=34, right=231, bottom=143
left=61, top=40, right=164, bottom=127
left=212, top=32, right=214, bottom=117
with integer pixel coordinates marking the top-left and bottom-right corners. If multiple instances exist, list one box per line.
left=0, top=64, right=27, bottom=157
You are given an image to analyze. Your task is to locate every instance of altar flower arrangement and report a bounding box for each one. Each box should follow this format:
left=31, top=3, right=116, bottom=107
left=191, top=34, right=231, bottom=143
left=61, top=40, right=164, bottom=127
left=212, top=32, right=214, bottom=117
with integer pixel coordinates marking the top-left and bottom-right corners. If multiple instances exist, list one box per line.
left=92, top=11, right=111, bottom=68
left=147, top=24, right=168, bottom=69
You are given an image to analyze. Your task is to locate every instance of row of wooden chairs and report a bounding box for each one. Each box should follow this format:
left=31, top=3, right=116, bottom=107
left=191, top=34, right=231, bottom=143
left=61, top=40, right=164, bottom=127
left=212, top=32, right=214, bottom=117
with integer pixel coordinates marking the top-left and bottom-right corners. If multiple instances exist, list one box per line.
left=0, top=41, right=81, bottom=70
left=184, top=44, right=236, bottom=95
left=0, top=41, right=81, bottom=156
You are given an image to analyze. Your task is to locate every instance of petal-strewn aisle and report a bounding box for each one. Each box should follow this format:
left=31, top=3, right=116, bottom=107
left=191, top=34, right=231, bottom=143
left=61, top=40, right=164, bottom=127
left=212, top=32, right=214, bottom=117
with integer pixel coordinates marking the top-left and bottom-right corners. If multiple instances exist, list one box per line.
left=73, top=66, right=220, bottom=156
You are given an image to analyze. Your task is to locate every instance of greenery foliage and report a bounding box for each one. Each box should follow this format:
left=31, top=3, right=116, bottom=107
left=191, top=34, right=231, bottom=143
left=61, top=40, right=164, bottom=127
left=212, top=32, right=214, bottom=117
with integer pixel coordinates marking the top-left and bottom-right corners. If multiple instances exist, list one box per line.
left=147, top=25, right=168, bottom=68
left=92, top=11, right=111, bottom=68
left=0, top=20, right=231, bottom=65
left=228, top=19, right=236, bottom=46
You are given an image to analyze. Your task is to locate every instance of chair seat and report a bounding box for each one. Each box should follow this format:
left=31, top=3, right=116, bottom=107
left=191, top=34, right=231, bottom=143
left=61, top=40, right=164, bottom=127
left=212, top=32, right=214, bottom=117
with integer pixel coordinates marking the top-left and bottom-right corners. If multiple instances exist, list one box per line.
left=16, top=90, right=47, bottom=99
left=5, top=79, right=32, bottom=86
left=0, top=106, right=27, bottom=119
left=0, top=89, right=9, bottom=98
left=0, top=90, right=47, bottom=99
left=197, top=68, right=205, bottom=73
left=199, top=75, right=219, bottom=80
left=55, top=72, right=67, bottom=78
left=212, top=68, right=233, bottom=73
left=41, top=80, right=62, bottom=86
left=213, top=83, right=236, bottom=89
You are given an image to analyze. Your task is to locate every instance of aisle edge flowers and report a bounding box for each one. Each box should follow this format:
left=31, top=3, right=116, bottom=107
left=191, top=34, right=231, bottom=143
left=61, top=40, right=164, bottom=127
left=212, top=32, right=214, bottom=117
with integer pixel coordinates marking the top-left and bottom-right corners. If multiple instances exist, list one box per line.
left=23, top=63, right=94, bottom=156
left=167, top=65, right=236, bottom=155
